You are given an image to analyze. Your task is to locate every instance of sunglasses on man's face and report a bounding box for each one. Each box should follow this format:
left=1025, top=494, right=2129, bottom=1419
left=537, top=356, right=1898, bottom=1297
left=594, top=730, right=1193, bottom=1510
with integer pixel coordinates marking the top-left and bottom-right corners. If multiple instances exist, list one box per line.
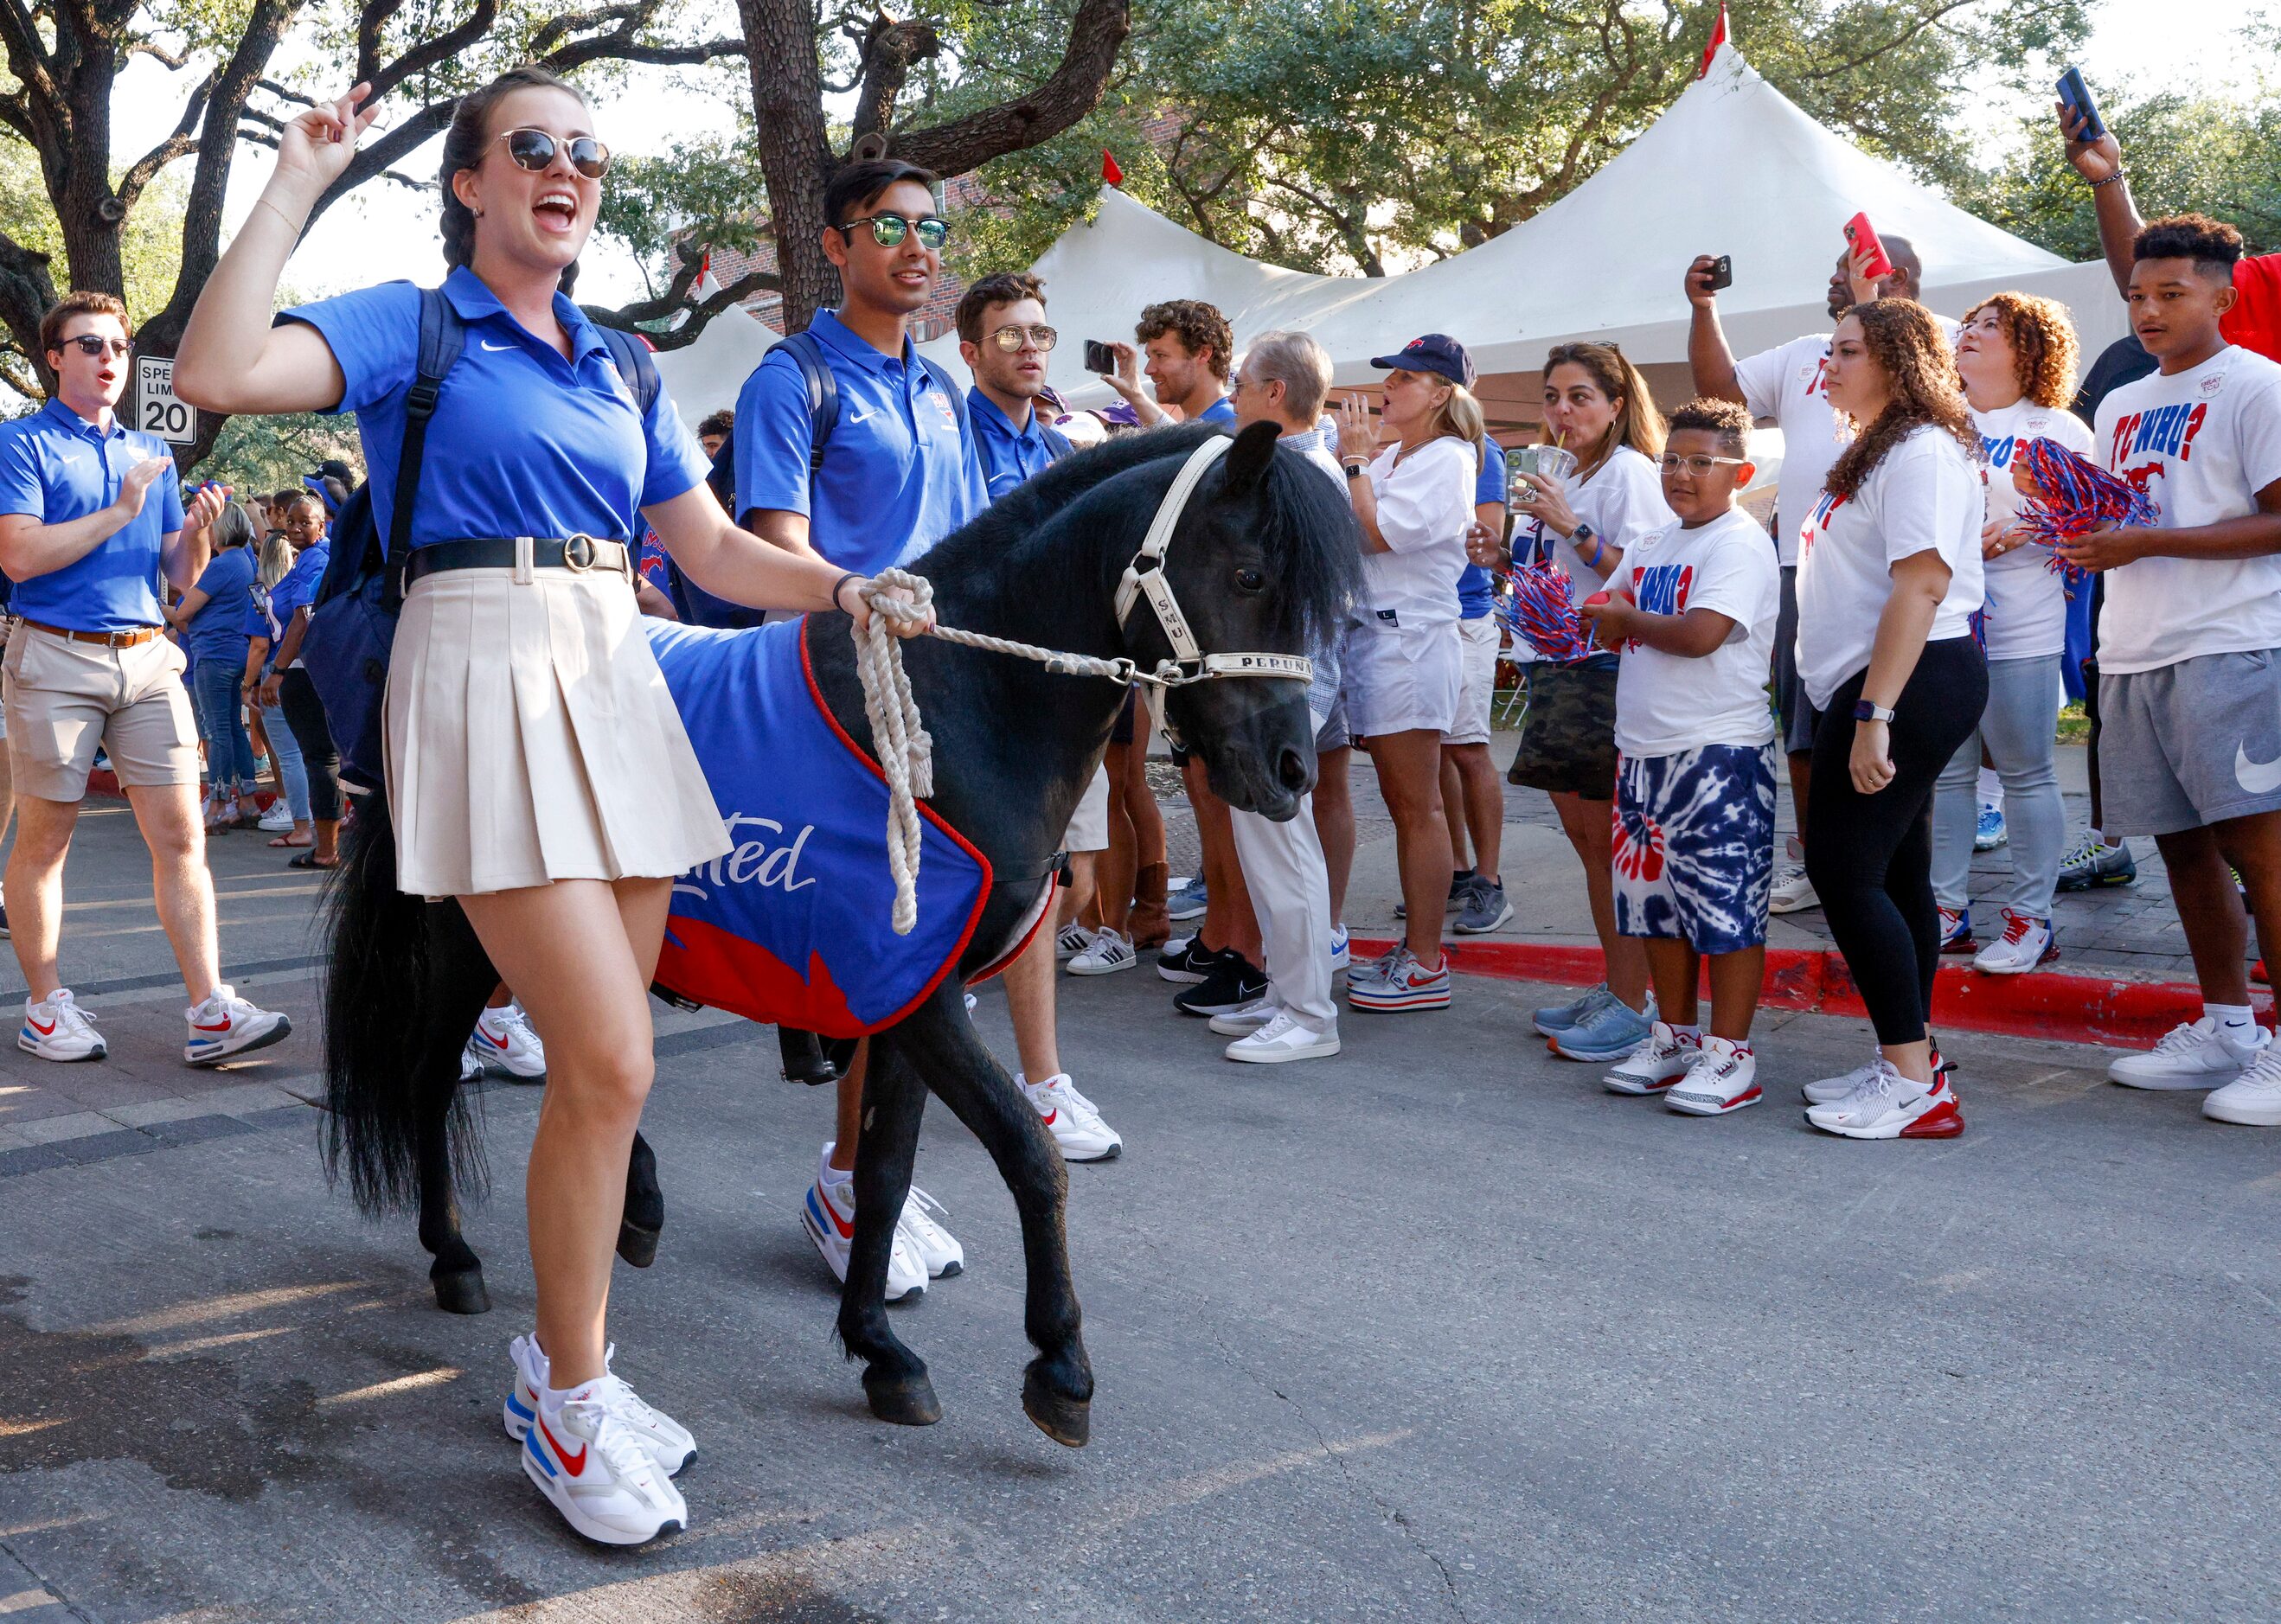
left=840, top=212, right=951, bottom=251
left=495, top=127, right=612, bottom=179
left=63, top=335, right=131, bottom=360
left=985, top=324, right=1056, bottom=352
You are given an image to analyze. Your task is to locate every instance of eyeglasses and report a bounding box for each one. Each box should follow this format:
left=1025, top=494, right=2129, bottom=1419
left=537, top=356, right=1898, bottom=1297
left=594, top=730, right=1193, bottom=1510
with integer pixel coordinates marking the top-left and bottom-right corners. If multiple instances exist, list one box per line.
left=63, top=335, right=131, bottom=359
left=984, top=324, right=1057, bottom=352
left=840, top=212, right=951, bottom=251
left=1655, top=453, right=1748, bottom=474
left=494, top=128, right=612, bottom=179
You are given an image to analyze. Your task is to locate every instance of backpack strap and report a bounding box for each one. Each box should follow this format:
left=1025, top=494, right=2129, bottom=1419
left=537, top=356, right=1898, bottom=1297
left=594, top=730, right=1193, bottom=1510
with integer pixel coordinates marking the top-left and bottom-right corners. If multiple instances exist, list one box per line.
left=598, top=325, right=662, bottom=419
left=386, top=287, right=466, bottom=606
left=777, top=329, right=840, bottom=474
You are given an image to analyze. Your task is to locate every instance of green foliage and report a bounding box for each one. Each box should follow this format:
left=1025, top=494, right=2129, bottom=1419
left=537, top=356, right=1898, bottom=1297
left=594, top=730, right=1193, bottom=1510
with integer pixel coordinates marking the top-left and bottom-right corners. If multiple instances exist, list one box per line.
left=202, top=408, right=364, bottom=495
left=1957, top=91, right=2281, bottom=260
left=593, top=118, right=773, bottom=304
left=0, top=138, right=187, bottom=328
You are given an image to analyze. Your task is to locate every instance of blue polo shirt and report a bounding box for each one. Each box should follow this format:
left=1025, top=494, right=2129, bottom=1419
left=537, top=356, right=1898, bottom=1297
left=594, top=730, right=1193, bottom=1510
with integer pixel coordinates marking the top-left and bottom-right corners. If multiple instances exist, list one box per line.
left=1197, top=395, right=1237, bottom=425
left=1458, top=441, right=1506, bottom=621
left=271, top=538, right=331, bottom=623
left=282, top=266, right=709, bottom=548
left=734, top=310, right=987, bottom=574
left=968, top=388, right=1071, bottom=500
left=0, top=397, right=185, bottom=631
left=185, top=546, right=256, bottom=666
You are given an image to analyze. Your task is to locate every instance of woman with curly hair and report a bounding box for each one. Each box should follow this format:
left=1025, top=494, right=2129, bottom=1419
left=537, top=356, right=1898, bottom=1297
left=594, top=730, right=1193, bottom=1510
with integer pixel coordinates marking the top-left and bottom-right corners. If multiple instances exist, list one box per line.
left=1792, top=298, right=1987, bottom=1139
left=1931, top=293, right=2091, bottom=974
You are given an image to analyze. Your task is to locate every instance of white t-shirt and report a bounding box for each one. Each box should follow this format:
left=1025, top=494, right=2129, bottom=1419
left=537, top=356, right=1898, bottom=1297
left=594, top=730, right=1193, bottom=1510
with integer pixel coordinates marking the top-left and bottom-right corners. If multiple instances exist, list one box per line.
left=1512, top=444, right=1676, bottom=660
left=2091, top=345, right=2281, bottom=675
left=1794, top=424, right=1987, bottom=710
left=1611, top=507, right=1781, bottom=757
left=1360, top=435, right=1472, bottom=628
left=1974, top=397, right=2094, bottom=662
left=1735, top=333, right=1840, bottom=568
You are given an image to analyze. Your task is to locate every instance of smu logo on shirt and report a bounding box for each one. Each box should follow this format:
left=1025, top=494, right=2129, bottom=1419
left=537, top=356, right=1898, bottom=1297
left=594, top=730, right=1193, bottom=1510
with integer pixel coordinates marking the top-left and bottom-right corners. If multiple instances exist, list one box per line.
left=1797, top=488, right=1848, bottom=560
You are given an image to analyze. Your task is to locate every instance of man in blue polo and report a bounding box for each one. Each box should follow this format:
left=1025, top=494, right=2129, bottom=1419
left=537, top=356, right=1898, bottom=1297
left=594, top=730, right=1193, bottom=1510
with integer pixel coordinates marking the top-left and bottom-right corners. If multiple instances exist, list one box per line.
left=0, top=291, right=289, bottom=1065
left=732, top=158, right=987, bottom=1303
left=951, top=267, right=1124, bottom=1160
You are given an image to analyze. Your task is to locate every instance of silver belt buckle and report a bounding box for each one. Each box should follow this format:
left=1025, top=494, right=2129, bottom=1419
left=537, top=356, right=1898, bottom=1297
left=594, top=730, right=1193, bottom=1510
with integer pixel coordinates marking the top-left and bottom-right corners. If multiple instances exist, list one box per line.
left=562, top=533, right=598, bottom=572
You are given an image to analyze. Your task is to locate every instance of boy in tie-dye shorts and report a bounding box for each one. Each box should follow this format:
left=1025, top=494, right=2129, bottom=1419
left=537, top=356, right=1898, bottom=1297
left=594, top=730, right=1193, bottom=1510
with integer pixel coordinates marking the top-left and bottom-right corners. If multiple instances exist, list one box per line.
left=1577, top=400, right=1780, bottom=1116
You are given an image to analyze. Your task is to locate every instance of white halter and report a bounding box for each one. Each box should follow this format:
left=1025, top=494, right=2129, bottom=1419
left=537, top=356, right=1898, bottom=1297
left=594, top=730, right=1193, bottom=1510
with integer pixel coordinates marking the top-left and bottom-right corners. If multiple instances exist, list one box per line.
left=1112, top=436, right=1313, bottom=743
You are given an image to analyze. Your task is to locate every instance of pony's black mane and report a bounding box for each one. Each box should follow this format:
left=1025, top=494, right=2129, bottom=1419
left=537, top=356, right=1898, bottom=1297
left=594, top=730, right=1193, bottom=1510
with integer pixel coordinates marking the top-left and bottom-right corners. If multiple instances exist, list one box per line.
left=919, top=421, right=1362, bottom=650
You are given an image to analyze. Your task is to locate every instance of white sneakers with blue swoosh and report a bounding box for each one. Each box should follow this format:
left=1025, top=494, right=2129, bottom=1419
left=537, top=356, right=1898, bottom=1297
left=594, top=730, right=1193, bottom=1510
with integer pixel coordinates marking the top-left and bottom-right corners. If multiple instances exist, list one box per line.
left=506, top=1334, right=692, bottom=1545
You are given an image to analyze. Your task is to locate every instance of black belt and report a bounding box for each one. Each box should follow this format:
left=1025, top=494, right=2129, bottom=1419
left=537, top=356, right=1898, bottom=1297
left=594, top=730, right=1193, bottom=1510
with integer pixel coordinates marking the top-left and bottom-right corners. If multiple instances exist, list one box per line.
left=401, top=535, right=631, bottom=588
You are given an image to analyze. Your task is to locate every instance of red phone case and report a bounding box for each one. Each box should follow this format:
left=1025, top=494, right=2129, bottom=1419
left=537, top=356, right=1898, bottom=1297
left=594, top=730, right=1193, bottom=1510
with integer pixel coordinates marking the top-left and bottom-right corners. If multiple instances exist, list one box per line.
left=1844, top=212, right=1893, bottom=280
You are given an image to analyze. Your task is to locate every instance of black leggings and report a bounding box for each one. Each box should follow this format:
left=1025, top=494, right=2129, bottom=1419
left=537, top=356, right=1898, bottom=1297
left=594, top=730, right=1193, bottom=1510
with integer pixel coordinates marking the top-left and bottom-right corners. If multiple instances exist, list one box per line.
left=278, top=667, right=342, bottom=824
left=1804, top=637, right=1987, bottom=1045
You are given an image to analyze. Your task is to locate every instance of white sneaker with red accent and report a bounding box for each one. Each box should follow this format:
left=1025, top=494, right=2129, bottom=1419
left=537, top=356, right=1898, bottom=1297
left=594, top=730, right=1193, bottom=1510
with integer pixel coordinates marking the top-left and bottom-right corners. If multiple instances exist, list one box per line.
left=20, top=988, right=105, bottom=1062
left=1803, top=1044, right=1954, bottom=1104
left=468, top=999, right=547, bottom=1079
left=504, top=1335, right=695, bottom=1477
left=1972, top=909, right=2057, bottom=975
left=1804, top=1058, right=1964, bottom=1139
left=520, top=1385, right=687, bottom=1545
left=1601, top=1021, right=1699, bottom=1095
left=801, top=1148, right=928, bottom=1301
left=1020, top=1071, right=1123, bottom=1160
left=183, top=984, right=291, bottom=1066
left=1664, top=1037, right=1761, bottom=1116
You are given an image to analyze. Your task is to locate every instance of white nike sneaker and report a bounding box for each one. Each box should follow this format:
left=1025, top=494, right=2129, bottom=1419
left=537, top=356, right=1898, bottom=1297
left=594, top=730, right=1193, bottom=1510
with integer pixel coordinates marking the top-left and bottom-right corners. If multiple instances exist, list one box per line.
left=257, top=801, right=295, bottom=833
left=1054, top=922, right=1097, bottom=962
left=520, top=1387, right=687, bottom=1545
left=183, top=984, right=292, bottom=1066
left=2109, top=1015, right=2269, bottom=1090
left=898, top=1186, right=965, bottom=1278
left=469, top=998, right=547, bottom=1080
left=2203, top=1045, right=2281, bottom=1126
left=504, top=1335, right=695, bottom=1476
left=1602, top=1021, right=1699, bottom=1096
left=1207, top=997, right=1281, bottom=1037
left=1663, top=1037, right=1762, bottom=1116
left=1020, top=1071, right=1123, bottom=1160
left=1804, top=1059, right=1964, bottom=1139
left=802, top=1148, right=927, bottom=1301
left=20, top=988, right=105, bottom=1062
left=1223, top=1009, right=1342, bottom=1063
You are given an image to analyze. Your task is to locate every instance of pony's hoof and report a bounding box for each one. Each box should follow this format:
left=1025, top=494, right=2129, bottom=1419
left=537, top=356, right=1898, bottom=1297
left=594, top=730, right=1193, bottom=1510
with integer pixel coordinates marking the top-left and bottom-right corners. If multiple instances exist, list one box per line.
left=1022, top=1368, right=1091, bottom=1448
left=863, top=1369, right=943, bottom=1427
left=432, top=1265, right=490, bottom=1315
left=616, top=1218, right=660, bottom=1270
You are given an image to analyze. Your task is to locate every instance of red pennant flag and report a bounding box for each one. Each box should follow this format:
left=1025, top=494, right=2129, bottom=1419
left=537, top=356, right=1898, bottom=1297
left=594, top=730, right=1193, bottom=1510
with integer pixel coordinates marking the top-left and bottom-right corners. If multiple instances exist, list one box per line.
left=1101, top=149, right=1124, bottom=187
left=1698, top=2, right=1728, bottom=77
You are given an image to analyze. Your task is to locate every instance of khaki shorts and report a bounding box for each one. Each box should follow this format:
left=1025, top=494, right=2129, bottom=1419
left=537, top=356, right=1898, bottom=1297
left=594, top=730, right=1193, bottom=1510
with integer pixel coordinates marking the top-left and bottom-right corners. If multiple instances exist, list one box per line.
left=3, top=623, right=200, bottom=802
left=1063, top=763, right=1111, bottom=854
left=1444, top=613, right=1502, bottom=746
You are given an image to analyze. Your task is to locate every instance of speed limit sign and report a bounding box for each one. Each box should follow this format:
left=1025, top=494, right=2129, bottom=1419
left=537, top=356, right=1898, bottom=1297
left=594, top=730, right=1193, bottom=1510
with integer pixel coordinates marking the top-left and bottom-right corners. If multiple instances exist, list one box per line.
left=138, top=355, right=194, bottom=444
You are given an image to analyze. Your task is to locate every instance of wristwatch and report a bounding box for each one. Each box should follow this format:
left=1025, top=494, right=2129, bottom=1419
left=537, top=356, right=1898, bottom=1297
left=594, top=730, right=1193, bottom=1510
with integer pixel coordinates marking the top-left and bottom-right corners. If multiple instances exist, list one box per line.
left=1853, top=700, right=1896, bottom=723
left=1343, top=462, right=1366, bottom=480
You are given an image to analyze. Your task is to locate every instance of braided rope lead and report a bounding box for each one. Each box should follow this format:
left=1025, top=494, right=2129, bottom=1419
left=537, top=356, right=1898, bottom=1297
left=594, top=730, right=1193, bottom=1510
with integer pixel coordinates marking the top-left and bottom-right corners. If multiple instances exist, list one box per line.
left=852, top=568, right=1151, bottom=936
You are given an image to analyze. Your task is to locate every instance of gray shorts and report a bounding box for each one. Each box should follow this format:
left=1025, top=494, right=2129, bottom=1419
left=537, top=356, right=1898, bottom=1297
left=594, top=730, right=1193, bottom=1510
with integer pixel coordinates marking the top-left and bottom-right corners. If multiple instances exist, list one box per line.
left=2100, top=649, right=2281, bottom=836
left=1772, top=564, right=1816, bottom=755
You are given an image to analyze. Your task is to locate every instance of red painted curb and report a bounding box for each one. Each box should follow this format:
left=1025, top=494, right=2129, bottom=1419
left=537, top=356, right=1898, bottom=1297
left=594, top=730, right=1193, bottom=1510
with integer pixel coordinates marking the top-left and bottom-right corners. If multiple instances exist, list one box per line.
left=1351, top=937, right=2259, bottom=1049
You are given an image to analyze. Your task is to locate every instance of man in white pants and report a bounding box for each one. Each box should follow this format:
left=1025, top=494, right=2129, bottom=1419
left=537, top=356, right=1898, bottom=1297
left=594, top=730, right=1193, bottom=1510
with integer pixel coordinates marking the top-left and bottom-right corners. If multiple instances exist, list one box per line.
left=1210, top=331, right=1346, bottom=1062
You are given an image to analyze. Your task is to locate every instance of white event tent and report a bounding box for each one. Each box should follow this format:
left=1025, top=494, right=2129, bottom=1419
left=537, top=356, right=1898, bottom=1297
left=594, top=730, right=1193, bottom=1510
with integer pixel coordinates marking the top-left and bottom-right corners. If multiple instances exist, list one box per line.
left=651, top=288, right=779, bottom=428
left=917, top=42, right=2125, bottom=425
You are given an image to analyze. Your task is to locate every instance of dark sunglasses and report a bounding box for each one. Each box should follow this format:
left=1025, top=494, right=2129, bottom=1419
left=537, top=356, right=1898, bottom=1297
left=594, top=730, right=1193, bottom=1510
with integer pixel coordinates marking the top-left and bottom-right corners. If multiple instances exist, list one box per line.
left=494, top=127, right=612, bottom=179
left=839, top=212, right=951, bottom=251
left=63, top=335, right=132, bottom=359
left=985, top=323, right=1057, bottom=352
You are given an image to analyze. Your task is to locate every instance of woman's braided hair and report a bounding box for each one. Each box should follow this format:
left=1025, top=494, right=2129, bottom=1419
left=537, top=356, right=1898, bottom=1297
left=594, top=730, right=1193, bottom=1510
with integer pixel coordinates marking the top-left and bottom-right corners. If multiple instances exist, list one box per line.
left=1823, top=299, right=1977, bottom=500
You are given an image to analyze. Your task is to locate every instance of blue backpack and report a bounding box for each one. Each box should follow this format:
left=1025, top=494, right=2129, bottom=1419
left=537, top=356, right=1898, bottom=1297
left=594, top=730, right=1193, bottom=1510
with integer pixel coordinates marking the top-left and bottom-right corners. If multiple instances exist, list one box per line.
left=304, top=285, right=659, bottom=795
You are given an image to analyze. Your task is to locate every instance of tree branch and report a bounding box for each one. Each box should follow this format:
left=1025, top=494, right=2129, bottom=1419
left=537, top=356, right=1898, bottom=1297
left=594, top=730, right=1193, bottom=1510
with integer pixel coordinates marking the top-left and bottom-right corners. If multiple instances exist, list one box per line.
left=1796, top=0, right=1981, bottom=80
left=886, top=0, right=1130, bottom=176
left=119, top=69, right=216, bottom=209
left=849, top=12, right=942, bottom=141
left=130, top=39, right=191, bottom=69
left=586, top=265, right=778, bottom=348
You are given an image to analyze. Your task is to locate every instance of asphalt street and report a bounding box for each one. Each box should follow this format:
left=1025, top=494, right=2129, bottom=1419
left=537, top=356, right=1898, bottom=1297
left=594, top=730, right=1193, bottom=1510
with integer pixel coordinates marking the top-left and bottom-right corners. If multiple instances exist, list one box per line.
left=0, top=809, right=2277, bottom=1622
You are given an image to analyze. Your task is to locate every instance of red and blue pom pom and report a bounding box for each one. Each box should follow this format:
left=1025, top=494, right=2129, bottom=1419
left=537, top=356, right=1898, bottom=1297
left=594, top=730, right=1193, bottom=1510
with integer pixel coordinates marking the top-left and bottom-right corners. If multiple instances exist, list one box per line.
left=1496, top=559, right=1598, bottom=662
left=2012, top=438, right=2159, bottom=572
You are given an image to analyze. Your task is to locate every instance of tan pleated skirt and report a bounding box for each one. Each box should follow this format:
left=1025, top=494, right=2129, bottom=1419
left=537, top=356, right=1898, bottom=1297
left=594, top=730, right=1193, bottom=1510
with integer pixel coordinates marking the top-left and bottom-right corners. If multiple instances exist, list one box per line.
left=384, top=566, right=731, bottom=899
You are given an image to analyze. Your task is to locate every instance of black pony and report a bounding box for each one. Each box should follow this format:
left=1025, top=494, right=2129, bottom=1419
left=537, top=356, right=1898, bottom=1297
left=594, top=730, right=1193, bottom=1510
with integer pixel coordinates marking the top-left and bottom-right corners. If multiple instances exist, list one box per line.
left=320, top=420, right=1361, bottom=1443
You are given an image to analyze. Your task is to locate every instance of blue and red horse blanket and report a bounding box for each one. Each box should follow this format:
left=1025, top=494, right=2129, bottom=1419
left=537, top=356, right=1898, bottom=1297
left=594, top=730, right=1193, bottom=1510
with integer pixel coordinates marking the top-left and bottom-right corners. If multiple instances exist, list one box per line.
left=645, top=616, right=992, bottom=1038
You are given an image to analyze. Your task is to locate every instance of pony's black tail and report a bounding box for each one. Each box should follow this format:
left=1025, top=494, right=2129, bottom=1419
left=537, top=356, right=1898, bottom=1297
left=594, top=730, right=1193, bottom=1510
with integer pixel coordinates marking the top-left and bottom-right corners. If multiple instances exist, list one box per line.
left=320, top=792, right=485, bottom=1214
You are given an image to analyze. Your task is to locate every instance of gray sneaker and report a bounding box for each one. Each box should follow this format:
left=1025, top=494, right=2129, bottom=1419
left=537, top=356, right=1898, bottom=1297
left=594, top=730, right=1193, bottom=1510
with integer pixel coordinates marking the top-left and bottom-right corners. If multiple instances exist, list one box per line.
left=1533, top=982, right=1611, bottom=1038
left=1453, top=877, right=1512, bottom=935
left=1550, top=994, right=1655, bottom=1063
left=2056, top=833, right=2137, bottom=892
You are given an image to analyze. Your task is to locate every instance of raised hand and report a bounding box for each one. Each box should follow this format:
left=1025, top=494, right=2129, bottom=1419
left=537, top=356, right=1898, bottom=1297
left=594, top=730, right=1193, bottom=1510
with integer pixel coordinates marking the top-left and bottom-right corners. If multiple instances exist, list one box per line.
left=113, top=457, right=174, bottom=520
left=185, top=480, right=231, bottom=534
left=2057, top=100, right=2122, bottom=184
left=1683, top=253, right=1723, bottom=308
left=272, top=83, right=381, bottom=202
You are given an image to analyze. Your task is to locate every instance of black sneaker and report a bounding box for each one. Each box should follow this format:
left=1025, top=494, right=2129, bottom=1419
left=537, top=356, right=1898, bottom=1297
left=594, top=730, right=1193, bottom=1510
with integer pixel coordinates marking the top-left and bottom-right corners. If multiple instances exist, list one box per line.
left=1157, top=936, right=1219, bottom=984
left=1173, top=952, right=1269, bottom=1017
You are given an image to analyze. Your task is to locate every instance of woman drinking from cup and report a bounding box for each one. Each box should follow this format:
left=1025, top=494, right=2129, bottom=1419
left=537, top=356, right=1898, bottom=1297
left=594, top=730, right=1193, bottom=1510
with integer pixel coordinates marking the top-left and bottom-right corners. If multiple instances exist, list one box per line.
left=1492, top=342, right=1673, bottom=1064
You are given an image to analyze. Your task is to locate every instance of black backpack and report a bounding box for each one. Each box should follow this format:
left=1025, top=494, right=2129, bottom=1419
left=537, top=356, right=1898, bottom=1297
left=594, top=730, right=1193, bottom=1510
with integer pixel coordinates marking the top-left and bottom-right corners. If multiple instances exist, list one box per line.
left=304, top=285, right=659, bottom=794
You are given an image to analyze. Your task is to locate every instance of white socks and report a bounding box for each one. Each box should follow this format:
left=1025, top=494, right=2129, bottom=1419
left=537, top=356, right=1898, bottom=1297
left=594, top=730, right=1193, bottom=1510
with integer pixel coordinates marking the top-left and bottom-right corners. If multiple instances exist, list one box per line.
left=2207, top=1004, right=2259, bottom=1047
